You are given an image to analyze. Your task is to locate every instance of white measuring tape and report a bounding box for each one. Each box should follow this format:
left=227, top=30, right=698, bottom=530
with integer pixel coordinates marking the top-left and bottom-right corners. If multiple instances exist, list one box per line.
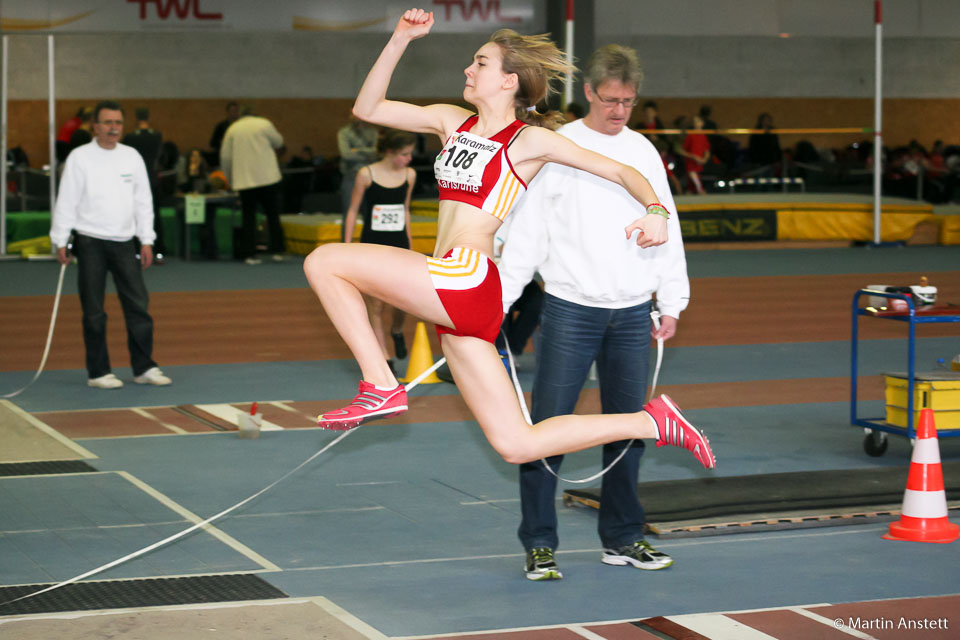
left=503, top=308, right=664, bottom=484
left=2, top=262, right=68, bottom=399
left=1, top=300, right=649, bottom=606
left=0, top=358, right=447, bottom=608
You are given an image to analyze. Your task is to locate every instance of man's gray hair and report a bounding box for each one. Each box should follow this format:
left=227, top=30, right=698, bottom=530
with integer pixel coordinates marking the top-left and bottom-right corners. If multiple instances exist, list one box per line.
left=584, top=44, right=643, bottom=93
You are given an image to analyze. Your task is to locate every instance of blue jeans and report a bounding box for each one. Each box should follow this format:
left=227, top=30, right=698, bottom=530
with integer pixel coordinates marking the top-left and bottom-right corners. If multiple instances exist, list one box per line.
left=518, top=294, right=651, bottom=551
left=74, top=234, right=158, bottom=379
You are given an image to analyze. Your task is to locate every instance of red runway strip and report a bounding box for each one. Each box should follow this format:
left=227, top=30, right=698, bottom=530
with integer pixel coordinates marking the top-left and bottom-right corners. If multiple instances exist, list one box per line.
left=30, top=376, right=885, bottom=439
left=2, top=272, right=957, bottom=372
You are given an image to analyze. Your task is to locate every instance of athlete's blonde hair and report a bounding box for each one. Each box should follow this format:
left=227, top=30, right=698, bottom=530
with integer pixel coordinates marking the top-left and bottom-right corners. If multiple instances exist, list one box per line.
left=488, top=29, right=575, bottom=130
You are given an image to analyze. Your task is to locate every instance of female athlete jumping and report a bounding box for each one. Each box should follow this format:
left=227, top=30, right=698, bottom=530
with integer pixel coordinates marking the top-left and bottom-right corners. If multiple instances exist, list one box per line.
left=304, top=8, right=715, bottom=469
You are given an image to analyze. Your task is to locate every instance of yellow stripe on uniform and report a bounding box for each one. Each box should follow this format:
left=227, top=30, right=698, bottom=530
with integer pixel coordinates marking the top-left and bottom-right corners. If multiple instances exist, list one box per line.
left=427, top=249, right=481, bottom=278
left=494, top=174, right=522, bottom=221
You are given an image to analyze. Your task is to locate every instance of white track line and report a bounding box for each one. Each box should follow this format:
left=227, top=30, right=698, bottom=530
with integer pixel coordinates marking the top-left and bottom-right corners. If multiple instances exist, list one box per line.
left=130, top=407, right=187, bottom=434
left=666, top=613, right=779, bottom=639
left=569, top=626, right=612, bottom=640
left=311, top=597, right=390, bottom=639
left=116, top=471, right=281, bottom=571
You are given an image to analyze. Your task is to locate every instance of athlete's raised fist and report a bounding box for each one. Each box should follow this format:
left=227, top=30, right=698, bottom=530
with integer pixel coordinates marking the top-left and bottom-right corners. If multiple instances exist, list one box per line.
left=395, top=8, right=435, bottom=40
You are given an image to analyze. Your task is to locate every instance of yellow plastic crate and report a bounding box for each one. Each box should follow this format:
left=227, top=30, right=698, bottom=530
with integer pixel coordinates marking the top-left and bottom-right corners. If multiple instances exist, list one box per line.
left=280, top=213, right=437, bottom=256
left=884, top=372, right=960, bottom=429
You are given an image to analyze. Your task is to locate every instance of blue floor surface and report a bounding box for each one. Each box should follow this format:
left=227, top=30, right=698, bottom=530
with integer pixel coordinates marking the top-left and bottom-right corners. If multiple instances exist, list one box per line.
left=2, top=247, right=959, bottom=636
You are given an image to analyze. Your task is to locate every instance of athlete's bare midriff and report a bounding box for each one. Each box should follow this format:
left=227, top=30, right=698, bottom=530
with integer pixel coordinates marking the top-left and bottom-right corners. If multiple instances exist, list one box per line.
left=433, top=199, right=502, bottom=258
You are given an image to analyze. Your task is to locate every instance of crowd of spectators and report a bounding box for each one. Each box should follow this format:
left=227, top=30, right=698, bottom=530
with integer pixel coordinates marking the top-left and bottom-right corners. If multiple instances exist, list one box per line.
left=620, top=103, right=960, bottom=203
left=10, top=101, right=959, bottom=222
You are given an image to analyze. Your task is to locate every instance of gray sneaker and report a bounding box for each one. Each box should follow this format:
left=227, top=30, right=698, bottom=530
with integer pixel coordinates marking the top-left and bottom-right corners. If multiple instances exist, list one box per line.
left=525, top=547, right=563, bottom=581
left=602, top=540, right=673, bottom=570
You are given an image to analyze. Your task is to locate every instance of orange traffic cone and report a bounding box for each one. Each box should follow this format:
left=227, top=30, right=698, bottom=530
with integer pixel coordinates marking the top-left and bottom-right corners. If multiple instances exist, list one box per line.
left=884, top=409, right=959, bottom=543
left=399, top=322, right=442, bottom=384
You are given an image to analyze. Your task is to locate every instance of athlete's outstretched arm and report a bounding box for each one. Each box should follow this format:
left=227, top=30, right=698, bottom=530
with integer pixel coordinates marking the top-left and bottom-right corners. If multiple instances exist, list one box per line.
left=353, top=8, right=467, bottom=138
left=517, top=127, right=670, bottom=248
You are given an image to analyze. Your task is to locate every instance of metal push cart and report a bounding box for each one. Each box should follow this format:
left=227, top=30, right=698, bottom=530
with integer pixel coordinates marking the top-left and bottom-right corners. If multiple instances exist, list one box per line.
left=851, top=288, right=960, bottom=456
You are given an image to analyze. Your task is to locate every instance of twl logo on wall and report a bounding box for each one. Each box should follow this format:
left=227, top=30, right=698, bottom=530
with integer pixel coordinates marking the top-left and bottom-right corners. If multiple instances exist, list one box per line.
left=432, top=0, right=523, bottom=24
left=126, top=0, right=222, bottom=21
left=0, top=0, right=540, bottom=32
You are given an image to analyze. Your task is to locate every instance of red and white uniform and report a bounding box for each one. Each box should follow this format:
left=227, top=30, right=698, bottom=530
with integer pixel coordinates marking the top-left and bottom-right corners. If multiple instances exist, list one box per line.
left=428, top=115, right=528, bottom=343
left=434, top=115, right=527, bottom=221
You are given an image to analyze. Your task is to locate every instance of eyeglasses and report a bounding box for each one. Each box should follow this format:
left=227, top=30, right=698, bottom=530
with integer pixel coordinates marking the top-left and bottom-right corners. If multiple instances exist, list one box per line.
left=595, top=94, right=638, bottom=109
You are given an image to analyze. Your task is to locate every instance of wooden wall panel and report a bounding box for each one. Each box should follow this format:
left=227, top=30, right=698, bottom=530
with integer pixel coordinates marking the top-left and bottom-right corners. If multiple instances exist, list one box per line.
left=7, top=97, right=960, bottom=169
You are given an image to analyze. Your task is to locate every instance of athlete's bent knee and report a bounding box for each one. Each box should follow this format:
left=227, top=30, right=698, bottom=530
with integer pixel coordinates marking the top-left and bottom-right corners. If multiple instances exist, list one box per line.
left=486, top=436, right=538, bottom=465
left=303, top=244, right=340, bottom=283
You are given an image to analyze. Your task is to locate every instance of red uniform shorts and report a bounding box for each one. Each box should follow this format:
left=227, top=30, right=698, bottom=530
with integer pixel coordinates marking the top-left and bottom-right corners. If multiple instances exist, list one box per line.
left=427, top=247, right=503, bottom=344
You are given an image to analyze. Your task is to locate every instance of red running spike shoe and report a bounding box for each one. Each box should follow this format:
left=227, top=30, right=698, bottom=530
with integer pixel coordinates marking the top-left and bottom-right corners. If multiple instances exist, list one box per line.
left=644, top=394, right=716, bottom=469
left=317, top=381, right=408, bottom=430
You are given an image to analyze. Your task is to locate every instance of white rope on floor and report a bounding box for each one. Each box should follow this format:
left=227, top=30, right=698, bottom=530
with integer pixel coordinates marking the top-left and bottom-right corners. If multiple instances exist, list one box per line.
left=2, top=262, right=67, bottom=399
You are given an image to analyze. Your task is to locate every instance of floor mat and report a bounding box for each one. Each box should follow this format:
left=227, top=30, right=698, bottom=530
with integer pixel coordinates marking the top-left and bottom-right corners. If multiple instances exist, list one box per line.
left=0, top=460, right=97, bottom=477
left=0, top=574, right=287, bottom=616
left=563, top=461, right=960, bottom=538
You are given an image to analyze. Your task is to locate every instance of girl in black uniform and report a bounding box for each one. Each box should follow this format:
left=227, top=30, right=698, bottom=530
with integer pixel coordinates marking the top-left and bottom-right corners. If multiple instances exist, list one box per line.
left=344, top=130, right=418, bottom=368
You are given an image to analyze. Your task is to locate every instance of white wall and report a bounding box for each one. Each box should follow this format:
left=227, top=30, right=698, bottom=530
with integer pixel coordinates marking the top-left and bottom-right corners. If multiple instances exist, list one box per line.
left=4, top=0, right=959, bottom=100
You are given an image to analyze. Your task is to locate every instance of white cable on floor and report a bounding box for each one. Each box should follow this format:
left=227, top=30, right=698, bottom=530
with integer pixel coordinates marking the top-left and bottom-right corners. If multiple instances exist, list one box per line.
left=0, top=311, right=658, bottom=606
left=0, top=361, right=445, bottom=608
left=2, top=262, right=67, bottom=399
left=508, top=308, right=663, bottom=485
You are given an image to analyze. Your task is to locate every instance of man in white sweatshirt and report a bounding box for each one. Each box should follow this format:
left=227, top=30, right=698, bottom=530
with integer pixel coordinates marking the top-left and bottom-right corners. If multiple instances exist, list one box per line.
left=51, top=101, right=171, bottom=390
left=499, top=46, right=689, bottom=581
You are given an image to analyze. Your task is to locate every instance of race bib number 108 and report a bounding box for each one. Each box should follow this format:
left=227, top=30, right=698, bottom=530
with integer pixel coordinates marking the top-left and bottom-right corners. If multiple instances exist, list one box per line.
left=435, top=131, right=501, bottom=187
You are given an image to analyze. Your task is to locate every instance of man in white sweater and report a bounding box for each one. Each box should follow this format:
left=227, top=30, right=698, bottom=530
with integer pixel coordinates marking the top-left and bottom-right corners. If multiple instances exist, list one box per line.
left=51, top=101, right=171, bottom=389
left=499, top=46, right=689, bottom=581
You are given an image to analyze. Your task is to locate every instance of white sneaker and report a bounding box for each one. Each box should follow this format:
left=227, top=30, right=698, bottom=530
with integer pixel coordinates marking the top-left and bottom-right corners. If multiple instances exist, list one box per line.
left=88, top=373, right=124, bottom=389
left=244, top=257, right=262, bottom=265
left=133, top=367, right=172, bottom=386
left=271, top=253, right=286, bottom=263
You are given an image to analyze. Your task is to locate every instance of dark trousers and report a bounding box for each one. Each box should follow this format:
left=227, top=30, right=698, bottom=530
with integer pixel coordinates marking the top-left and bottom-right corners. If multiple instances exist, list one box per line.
left=74, top=234, right=157, bottom=379
left=518, top=294, right=651, bottom=551
left=149, top=179, right=167, bottom=255
left=497, top=280, right=544, bottom=355
left=238, top=182, right=284, bottom=259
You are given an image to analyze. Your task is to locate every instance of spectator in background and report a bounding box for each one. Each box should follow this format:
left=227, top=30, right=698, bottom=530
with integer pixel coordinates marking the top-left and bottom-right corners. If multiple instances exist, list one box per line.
left=654, top=137, right=683, bottom=195
left=284, top=145, right=317, bottom=213
left=748, top=112, right=781, bottom=170
left=220, top=105, right=286, bottom=265
left=209, top=101, right=240, bottom=166
left=178, top=148, right=223, bottom=260
left=639, top=100, right=664, bottom=132
left=343, top=130, right=418, bottom=372
left=50, top=100, right=171, bottom=390
left=337, top=116, right=379, bottom=229
left=698, top=104, right=717, bottom=132
left=638, top=101, right=666, bottom=147
left=678, top=113, right=710, bottom=194
left=699, top=103, right=731, bottom=169
left=68, top=109, right=95, bottom=155
left=178, top=148, right=211, bottom=194
left=56, top=107, right=91, bottom=163
left=563, top=102, right=585, bottom=122
left=123, top=108, right=167, bottom=263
